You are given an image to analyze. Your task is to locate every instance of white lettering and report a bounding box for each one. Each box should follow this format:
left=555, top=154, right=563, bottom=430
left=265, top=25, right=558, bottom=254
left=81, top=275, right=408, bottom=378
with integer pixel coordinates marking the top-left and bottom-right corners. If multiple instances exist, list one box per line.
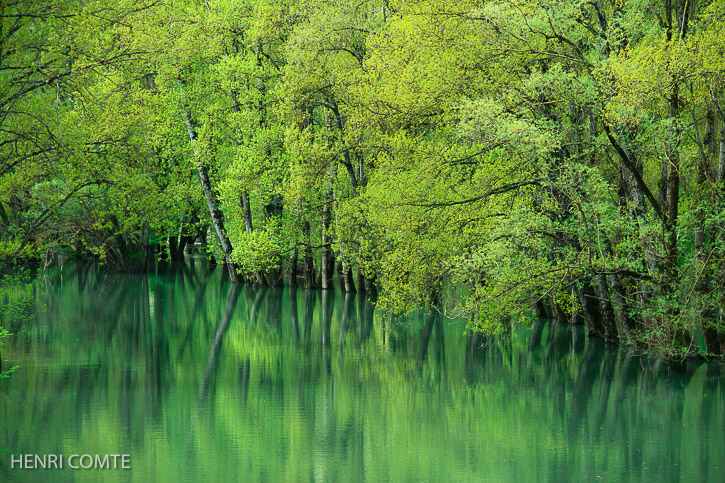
left=46, top=454, right=59, bottom=469
left=79, top=454, right=93, bottom=469
left=94, top=454, right=109, bottom=469
left=11, top=453, right=128, bottom=470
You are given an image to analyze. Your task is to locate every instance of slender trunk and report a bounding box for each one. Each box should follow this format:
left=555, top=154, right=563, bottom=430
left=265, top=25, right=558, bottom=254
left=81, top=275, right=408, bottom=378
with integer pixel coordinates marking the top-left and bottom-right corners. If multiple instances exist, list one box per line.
left=696, top=108, right=720, bottom=356
left=0, top=202, right=9, bottom=227
left=196, top=224, right=209, bottom=254
left=262, top=197, right=283, bottom=287
left=607, top=271, right=634, bottom=343
left=178, top=79, right=241, bottom=283
left=660, top=79, right=690, bottom=352
left=321, top=185, right=334, bottom=289
left=602, top=201, right=634, bottom=342
left=177, top=214, right=195, bottom=260
left=714, top=119, right=725, bottom=355
left=665, top=81, right=681, bottom=284
left=241, top=192, right=253, bottom=235
left=718, top=122, right=725, bottom=184
left=289, top=246, right=298, bottom=289
left=140, top=222, right=150, bottom=268
left=197, top=164, right=241, bottom=282
left=301, top=220, right=316, bottom=289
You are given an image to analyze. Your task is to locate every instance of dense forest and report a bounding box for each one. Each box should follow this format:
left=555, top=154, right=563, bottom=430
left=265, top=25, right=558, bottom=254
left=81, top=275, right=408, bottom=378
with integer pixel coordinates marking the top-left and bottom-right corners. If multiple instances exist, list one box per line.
left=2, top=0, right=725, bottom=361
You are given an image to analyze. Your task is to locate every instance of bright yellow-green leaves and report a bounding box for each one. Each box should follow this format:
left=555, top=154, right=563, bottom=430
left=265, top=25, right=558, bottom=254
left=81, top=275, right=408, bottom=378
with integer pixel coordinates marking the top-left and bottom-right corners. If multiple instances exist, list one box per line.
left=3, top=0, right=725, bottom=357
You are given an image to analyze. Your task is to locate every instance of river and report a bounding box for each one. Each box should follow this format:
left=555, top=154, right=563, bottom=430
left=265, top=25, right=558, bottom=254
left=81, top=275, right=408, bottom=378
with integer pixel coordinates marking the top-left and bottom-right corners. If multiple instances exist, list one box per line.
left=1, top=260, right=723, bottom=482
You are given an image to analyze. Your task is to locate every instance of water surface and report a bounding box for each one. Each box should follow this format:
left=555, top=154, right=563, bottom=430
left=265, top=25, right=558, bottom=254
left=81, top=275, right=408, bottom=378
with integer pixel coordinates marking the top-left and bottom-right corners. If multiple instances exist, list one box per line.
left=1, top=261, right=723, bottom=482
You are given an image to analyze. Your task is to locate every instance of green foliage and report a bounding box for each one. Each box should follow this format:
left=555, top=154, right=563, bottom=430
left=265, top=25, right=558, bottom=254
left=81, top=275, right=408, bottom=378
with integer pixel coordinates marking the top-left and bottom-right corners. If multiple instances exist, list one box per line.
left=0, top=268, right=40, bottom=378
left=2, top=0, right=725, bottom=359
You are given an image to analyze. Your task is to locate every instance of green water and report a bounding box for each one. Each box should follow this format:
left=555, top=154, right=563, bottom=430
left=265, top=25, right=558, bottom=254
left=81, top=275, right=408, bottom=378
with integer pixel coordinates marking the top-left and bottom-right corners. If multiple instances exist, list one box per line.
left=1, top=261, right=723, bottom=482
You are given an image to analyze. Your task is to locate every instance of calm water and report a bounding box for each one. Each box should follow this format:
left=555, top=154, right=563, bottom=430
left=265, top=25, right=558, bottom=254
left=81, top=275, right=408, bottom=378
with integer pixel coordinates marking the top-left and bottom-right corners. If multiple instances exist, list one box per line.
left=1, top=261, right=723, bottom=482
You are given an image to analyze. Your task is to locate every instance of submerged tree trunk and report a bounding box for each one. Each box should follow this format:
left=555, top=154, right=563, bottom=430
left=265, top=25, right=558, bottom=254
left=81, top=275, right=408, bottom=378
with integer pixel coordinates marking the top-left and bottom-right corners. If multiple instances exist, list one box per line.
left=340, top=263, right=356, bottom=293
left=168, top=234, right=179, bottom=261
left=595, top=274, right=619, bottom=341
left=356, top=269, right=366, bottom=293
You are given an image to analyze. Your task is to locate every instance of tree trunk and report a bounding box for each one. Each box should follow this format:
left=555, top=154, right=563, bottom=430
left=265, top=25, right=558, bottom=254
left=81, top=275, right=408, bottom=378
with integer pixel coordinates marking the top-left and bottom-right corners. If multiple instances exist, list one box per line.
left=197, top=163, right=241, bottom=282
left=340, top=263, right=356, bottom=293
left=177, top=214, right=195, bottom=260
left=168, top=234, right=179, bottom=261
left=301, top=220, right=316, bottom=289
left=695, top=107, right=721, bottom=356
left=178, top=79, right=241, bottom=283
left=289, top=247, right=298, bottom=289
left=576, top=283, right=604, bottom=337
left=241, top=192, right=253, bottom=235
left=364, top=274, right=377, bottom=297
left=595, top=274, right=619, bottom=341
left=664, top=81, right=681, bottom=284
left=356, top=269, right=366, bottom=293
left=0, top=202, right=9, bottom=228
left=320, top=187, right=333, bottom=290
left=140, top=222, right=150, bottom=268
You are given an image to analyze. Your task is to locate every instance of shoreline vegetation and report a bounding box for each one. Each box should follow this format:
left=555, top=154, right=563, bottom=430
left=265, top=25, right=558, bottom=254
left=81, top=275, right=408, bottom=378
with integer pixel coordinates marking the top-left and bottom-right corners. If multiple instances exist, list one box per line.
left=2, top=0, right=725, bottom=362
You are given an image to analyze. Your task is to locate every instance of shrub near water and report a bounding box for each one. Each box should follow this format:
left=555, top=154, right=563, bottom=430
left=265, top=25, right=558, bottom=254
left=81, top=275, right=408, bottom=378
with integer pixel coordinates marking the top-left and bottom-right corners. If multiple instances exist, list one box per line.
left=0, top=268, right=38, bottom=377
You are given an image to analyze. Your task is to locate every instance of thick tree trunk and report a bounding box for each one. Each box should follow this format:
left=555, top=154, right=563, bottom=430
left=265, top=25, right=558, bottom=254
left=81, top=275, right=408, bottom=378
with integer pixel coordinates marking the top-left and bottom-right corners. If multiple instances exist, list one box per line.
left=576, top=283, right=604, bottom=337
left=168, top=234, right=179, bottom=261
left=356, top=269, right=366, bottom=293
left=595, top=274, right=619, bottom=341
left=340, top=263, right=356, bottom=293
